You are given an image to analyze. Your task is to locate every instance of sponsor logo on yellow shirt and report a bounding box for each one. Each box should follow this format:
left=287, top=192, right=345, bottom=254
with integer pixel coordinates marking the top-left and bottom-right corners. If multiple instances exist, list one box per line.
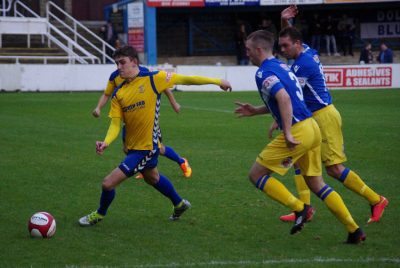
left=122, top=101, right=145, bottom=112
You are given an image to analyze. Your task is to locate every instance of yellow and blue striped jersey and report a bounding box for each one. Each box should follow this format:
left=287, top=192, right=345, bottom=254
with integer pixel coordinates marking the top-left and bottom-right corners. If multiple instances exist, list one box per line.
left=104, top=67, right=149, bottom=96
left=109, top=70, right=183, bottom=150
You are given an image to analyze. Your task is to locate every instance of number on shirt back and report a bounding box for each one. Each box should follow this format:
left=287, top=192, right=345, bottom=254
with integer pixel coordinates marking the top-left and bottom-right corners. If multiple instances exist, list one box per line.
left=288, top=71, right=304, bottom=101
left=319, top=64, right=328, bottom=91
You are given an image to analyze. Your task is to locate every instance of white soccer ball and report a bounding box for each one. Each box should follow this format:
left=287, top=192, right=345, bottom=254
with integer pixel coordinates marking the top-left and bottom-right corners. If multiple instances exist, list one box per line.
left=28, top=212, right=56, bottom=238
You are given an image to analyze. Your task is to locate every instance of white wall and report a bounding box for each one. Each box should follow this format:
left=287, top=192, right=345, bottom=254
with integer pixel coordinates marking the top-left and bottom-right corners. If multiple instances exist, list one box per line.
left=0, top=63, right=399, bottom=92
left=0, top=64, right=116, bottom=91
left=175, top=65, right=258, bottom=92
left=0, top=17, right=47, bottom=35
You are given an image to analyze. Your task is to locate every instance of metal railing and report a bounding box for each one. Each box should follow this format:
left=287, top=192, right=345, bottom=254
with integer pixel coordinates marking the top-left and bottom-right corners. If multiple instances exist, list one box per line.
left=46, top=1, right=114, bottom=64
left=13, top=0, right=39, bottom=18
left=46, top=23, right=99, bottom=64
left=0, top=0, right=12, bottom=17
left=14, top=1, right=97, bottom=64
left=0, top=0, right=102, bottom=64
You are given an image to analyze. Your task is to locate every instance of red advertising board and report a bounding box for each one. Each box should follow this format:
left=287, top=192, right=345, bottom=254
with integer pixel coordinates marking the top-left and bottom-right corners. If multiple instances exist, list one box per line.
left=323, top=66, right=392, bottom=89
left=128, top=28, right=145, bottom=53
left=146, top=0, right=205, bottom=7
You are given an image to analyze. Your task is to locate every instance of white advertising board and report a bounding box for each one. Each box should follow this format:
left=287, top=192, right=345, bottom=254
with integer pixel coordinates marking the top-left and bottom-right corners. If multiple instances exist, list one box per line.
left=127, top=2, right=144, bottom=28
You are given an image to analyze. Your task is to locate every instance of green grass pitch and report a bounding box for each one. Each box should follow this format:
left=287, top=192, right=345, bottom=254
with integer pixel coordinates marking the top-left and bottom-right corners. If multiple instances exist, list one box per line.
left=0, top=89, right=399, bottom=267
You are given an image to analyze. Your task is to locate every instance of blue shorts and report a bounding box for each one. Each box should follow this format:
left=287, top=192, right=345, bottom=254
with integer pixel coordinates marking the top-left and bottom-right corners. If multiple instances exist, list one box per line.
left=119, top=149, right=159, bottom=177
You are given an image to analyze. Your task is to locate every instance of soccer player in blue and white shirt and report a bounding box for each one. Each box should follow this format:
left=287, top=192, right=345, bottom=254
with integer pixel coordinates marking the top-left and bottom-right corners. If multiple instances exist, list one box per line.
left=277, top=5, right=388, bottom=226
left=235, top=30, right=364, bottom=243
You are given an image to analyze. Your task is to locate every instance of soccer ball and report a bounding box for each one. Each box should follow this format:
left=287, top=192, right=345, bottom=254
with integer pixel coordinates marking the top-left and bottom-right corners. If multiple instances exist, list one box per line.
left=28, top=212, right=56, bottom=238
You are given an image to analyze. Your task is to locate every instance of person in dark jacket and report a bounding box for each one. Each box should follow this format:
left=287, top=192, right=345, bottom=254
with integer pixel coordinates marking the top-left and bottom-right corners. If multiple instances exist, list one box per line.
left=377, top=42, right=393, bottom=63
left=359, top=42, right=373, bottom=64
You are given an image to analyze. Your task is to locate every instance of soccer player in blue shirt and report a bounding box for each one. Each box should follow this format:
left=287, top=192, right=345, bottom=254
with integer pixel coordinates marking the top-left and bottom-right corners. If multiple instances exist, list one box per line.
left=235, top=30, right=365, bottom=243
left=93, top=67, right=192, bottom=178
left=79, top=46, right=231, bottom=227
left=277, top=5, right=388, bottom=224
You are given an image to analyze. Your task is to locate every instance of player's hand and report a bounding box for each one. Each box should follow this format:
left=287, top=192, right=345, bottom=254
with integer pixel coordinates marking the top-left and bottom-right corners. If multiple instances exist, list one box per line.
left=172, top=102, right=181, bottom=113
left=92, top=108, right=101, bottom=118
left=281, top=5, right=298, bottom=20
left=234, top=101, right=256, bottom=117
left=96, top=141, right=109, bottom=155
left=284, top=133, right=301, bottom=150
left=268, top=120, right=279, bottom=139
left=220, top=79, right=232, bottom=92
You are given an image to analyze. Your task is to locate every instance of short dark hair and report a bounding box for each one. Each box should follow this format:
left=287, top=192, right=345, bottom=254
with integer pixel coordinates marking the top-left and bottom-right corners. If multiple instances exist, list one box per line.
left=112, top=45, right=139, bottom=61
left=279, top=26, right=303, bottom=43
left=247, top=30, right=275, bottom=51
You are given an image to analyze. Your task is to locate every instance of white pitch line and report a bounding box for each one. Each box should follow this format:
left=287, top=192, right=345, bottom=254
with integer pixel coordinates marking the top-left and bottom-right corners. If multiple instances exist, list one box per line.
left=64, top=258, right=400, bottom=268
left=130, top=258, right=400, bottom=268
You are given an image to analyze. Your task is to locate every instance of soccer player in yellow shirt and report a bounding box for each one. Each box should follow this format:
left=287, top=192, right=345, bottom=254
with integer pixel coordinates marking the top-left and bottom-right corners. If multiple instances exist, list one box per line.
left=79, top=46, right=231, bottom=226
left=92, top=67, right=192, bottom=178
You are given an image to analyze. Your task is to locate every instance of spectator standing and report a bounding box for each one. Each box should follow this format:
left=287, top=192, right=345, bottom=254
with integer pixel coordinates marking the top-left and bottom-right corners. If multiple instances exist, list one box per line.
left=359, top=42, right=373, bottom=64
left=259, top=18, right=279, bottom=56
left=236, top=22, right=249, bottom=65
left=323, top=15, right=340, bottom=56
left=377, top=42, right=393, bottom=63
left=100, top=20, right=116, bottom=46
left=260, top=18, right=278, bottom=37
left=114, top=39, right=122, bottom=50
left=309, top=13, right=322, bottom=53
left=337, top=14, right=355, bottom=56
left=100, top=20, right=117, bottom=60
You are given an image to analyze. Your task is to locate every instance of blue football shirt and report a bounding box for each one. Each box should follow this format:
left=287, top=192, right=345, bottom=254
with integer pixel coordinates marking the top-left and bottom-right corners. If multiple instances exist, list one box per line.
left=291, top=44, right=332, bottom=112
left=255, top=57, right=312, bottom=129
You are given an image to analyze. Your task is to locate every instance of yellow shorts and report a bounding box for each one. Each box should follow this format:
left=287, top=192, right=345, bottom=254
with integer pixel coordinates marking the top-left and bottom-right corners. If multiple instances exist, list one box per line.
left=256, top=118, right=322, bottom=176
left=312, top=105, right=347, bottom=167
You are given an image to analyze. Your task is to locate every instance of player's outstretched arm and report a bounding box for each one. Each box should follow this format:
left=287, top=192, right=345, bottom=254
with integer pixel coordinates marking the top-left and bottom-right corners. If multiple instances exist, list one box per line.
left=164, top=89, right=181, bottom=113
left=234, top=101, right=269, bottom=117
left=173, top=74, right=232, bottom=92
left=219, top=79, right=232, bottom=92
left=92, top=94, right=110, bottom=118
left=281, top=5, right=298, bottom=29
left=96, top=117, right=121, bottom=155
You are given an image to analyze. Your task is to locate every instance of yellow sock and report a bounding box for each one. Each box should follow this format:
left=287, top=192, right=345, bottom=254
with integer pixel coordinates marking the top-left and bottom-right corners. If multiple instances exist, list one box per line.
left=318, top=185, right=359, bottom=233
left=257, top=175, right=304, bottom=212
left=294, top=174, right=311, bottom=205
left=341, top=169, right=380, bottom=205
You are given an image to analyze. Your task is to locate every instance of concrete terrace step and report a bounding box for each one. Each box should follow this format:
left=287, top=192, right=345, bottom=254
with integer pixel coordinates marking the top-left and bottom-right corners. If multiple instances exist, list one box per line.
left=319, top=50, right=399, bottom=65
left=157, top=55, right=237, bottom=66
left=0, top=47, right=65, bottom=55
left=1, top=34, right=47, bottom=48
left=0, top=47, right=69, bottom=64
left=0, top=57, right=70, bottom=64
left=158, top=51, right=398, bottom=66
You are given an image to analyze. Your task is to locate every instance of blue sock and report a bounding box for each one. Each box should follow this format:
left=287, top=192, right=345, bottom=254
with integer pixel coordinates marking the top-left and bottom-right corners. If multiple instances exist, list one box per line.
left=163, top=146, right=185, bottom=165
left=97, top=189, right=115, bottom=216
left=153, top=174, right=182, bottom=206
